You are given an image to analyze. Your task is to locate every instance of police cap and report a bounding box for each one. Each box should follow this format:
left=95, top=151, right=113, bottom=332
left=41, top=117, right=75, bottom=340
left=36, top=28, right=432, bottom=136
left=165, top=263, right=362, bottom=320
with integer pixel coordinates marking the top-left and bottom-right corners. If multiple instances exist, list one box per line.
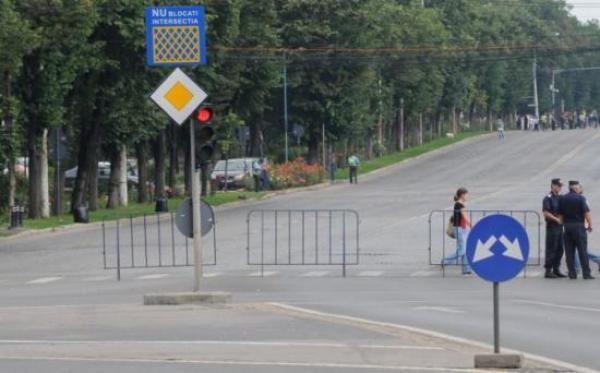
left=569, top=180, right=580, bottom=187
left=551, top=178, right=562, bottom=187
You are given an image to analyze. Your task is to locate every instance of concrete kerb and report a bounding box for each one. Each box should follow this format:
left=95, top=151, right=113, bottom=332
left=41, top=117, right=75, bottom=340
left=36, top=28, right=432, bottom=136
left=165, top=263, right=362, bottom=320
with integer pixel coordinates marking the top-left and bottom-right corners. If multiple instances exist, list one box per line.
left=268, top=302, right=599, bottom=373
left=143, top=291, right=231, bottom=305
left=2, top=132, right=492, bottom=241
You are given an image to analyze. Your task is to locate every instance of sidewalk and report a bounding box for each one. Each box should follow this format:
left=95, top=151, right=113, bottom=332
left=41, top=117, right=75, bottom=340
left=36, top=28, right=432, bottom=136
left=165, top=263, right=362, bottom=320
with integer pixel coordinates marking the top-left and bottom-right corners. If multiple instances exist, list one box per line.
left=0, top=301, right=563, bottom=372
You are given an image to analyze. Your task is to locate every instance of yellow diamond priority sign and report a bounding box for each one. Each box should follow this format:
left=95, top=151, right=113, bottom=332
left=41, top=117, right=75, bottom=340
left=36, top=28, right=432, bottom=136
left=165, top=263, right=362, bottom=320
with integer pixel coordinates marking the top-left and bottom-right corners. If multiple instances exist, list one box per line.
left=151, top=68, right=208, bottom=125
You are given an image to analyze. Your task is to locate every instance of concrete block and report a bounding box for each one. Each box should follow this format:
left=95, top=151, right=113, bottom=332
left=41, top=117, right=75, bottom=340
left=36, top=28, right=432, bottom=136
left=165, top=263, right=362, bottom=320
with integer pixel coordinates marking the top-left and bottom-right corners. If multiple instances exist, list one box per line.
left=143, top=291, right=231, bottom=305
left=474, top=353, right=523, bottom=369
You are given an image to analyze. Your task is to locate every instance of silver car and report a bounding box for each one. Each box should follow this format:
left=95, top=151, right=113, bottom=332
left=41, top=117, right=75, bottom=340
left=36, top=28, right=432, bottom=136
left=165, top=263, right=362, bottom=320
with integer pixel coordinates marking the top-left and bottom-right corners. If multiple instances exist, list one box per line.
left=211, top=158, right=257, bottom=189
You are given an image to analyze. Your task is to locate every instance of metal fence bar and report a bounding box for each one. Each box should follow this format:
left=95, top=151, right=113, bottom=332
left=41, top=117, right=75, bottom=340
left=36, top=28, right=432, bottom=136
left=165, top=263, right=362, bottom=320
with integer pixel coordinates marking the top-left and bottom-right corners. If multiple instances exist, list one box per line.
left=329, top=211, right=333, bottom=265
left=342, top=211, right=346, bottom=277
left=275, top=210, right=278, bottom=264
left=302, top=211, right=305, bottom=264
left=315, top=211, right=319, bottom=265
left=116, top=219, right=121, bottom=281
left=130, top=215, right=135, bottom=267
left=102, top=221, right=107, bottom=269
left=170, top=212, right=176, bottom=266
left=261, top=210, right=265, bottom=277
left=143, top=214, right=148, bottom=267
left=288, top=210, right=292, bottom=264
left=157, top=213, right=162, bottom=267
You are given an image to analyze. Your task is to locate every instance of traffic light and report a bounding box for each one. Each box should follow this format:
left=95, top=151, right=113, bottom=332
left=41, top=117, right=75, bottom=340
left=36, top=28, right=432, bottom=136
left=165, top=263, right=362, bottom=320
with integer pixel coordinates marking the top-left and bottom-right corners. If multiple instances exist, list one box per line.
left=194, top=105, right=215, bottom=168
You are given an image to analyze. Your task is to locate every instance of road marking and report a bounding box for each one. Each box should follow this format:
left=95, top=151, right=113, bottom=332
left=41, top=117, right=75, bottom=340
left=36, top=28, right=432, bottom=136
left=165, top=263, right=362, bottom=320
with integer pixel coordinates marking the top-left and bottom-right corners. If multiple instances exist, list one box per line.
left=248, top=271, right=278, bottom=277
left=525, top=271, right=543, bottom=278
left=136, top=274, right=169, bottom=280
left=0, top=356, right=491, bottom=372
left=82, top=276, right=112, bottom=282
left=26, top=277, right=62, bottom=285
left=268, top=303, right=600, bottom=373
left=513, top=300, right=600, bottom=313
left=357, top=271, right=384, bottom=277
left=412, top=306, right=464, bottom=314
left=0, top=339, right=442, bottom=350
left=203, top=272, right=222, bottom=278
left=300, top=271, right=329, bottom=277
left=410, top=270, right=437, bottom=277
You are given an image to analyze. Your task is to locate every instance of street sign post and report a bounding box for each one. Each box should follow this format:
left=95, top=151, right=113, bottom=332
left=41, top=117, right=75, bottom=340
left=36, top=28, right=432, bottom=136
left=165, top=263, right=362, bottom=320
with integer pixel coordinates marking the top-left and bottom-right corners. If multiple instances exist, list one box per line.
left=145, top=6, right=207, bottom=67
left=150, top=67, right=208, bottom=292
left=467, top=214, right=529, bottom=367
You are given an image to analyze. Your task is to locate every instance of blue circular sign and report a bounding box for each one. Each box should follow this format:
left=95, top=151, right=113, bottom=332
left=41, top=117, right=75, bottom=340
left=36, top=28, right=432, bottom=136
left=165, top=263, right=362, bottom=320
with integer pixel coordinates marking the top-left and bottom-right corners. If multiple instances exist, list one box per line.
left=466, top=214, right=529, bottom=283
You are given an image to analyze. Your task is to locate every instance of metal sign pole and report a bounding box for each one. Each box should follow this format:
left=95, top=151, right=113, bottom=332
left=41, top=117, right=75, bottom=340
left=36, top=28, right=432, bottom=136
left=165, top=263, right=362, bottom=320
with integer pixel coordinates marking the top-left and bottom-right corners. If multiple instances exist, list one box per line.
left=190, top=118, right=203, bottom=291
left=493, top=281, right=500, bottom=353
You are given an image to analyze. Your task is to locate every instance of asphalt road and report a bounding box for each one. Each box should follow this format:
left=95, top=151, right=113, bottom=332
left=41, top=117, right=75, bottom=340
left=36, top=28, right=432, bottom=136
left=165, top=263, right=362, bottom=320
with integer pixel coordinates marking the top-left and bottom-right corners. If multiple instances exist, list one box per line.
left=2, top=129, right=600, bottom=372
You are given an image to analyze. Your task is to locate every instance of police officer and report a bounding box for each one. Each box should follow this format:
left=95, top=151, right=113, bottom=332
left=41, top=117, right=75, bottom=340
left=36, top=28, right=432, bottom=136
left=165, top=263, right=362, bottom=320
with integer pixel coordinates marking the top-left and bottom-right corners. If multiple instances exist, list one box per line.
left=558, top=180, right=595, bottom=280
left=543, top=178, right=566, bottom=278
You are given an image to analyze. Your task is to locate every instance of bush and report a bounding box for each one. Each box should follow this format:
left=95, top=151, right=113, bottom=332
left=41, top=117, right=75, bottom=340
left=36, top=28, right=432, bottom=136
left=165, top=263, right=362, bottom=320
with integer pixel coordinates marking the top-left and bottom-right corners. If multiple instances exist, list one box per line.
left=270, top=157, right=324, bottom=189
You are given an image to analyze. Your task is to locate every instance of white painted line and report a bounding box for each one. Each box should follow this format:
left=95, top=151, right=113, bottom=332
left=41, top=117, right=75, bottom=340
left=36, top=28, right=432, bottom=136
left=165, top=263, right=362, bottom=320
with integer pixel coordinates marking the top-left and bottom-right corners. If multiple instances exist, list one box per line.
left=82, top=276, right=112, bottom=282
left=0, top=340, right=443, bottom=350
left=26, top=277, right=62, bottom=285
left=526, top=271, right=543, bottom=278
left=409, top=270, right=437, bottom=277
left=268, top=302, right=600, bottom=373
left=357, top=271, right=384, bottom=277
left=513, top=300, right=600, bottom=313
left=136, top=274, right=169, bottom=280
left=203, top=273, right=222, bottom=278
left=0, top=356, right=491, bottom=372
left=412, top=306, right=464, bottom=314
left=300, top=271, right=329, bottom=277
left=248, top=271, right=278, bottom=277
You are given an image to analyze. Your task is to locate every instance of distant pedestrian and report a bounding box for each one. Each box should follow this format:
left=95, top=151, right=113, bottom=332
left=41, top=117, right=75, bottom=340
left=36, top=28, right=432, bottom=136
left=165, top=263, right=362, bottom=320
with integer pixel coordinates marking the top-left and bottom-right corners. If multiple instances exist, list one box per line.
left=328, top=155, right=337, bottom=184
left=442, top=188, right=472, bottom=275
left=496, top=119, right=505, bottom=139
left=347, top=154, right=360, bottom=184
left=543, top=178, right=566, bottom=278
left=558, top=180, right=594, bottom=279
left=260, top=160, right=270, bottom=191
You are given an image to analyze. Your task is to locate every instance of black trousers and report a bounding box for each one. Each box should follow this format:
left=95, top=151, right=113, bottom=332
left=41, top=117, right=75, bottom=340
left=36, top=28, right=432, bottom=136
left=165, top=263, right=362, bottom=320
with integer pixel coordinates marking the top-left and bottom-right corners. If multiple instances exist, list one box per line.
left=349, top=166, right=358, bottom=184
left=544, top=225, right=564, bottom=271
left=564, top=224, right=591, bottom=277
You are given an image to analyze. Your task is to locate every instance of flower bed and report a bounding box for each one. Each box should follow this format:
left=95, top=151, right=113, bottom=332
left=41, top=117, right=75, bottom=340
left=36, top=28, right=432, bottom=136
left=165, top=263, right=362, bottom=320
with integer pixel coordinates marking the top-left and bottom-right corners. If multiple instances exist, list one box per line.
left=269, top=157, right=324, bottom=190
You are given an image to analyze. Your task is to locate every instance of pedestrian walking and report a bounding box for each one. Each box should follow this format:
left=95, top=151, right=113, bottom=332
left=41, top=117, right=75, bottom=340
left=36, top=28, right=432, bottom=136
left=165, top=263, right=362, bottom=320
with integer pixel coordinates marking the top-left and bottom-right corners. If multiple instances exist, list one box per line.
left=496, top=119, right=505, bottom=139
left=328, top=155, right=337, bottom=184
left=347, top=154, right=360, bottom=184
left=543, top=178, right=566, bottom=278
left=442, top=188, right=472, bottom=275
left=260, top=159, right=270, bottom=191
left=558, top=180, right=595, bottom=279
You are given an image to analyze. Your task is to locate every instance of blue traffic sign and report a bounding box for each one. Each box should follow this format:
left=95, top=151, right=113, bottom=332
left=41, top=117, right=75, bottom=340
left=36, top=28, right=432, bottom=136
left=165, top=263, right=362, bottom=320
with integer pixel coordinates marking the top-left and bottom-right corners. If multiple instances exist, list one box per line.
left=466, top=214, right=529, bottom=283
left=145, top=6, right=207, bottom=67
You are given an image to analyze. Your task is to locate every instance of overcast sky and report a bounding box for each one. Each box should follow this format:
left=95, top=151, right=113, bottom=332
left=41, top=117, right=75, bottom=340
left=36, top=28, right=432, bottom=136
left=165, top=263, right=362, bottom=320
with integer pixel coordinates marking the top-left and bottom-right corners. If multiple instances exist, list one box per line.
left=567, top=0, right=600, bottom=23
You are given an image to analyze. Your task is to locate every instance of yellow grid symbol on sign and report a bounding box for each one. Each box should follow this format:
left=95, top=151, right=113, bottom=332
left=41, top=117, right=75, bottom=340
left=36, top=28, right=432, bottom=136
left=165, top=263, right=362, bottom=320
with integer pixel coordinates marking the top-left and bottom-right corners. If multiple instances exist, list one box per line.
left=153, top=26, right=201, bottom=64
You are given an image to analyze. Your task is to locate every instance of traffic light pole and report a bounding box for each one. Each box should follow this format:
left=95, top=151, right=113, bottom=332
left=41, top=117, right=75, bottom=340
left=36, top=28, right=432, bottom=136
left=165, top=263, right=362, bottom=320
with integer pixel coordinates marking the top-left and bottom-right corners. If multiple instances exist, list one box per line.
left=189, top=118, right=203, bottom=291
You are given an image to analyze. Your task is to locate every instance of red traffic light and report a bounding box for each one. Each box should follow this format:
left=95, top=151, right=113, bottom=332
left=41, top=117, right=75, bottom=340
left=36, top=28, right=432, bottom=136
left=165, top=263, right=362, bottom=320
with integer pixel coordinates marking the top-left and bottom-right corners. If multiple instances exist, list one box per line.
left=196, top=107, right=213, bottom=123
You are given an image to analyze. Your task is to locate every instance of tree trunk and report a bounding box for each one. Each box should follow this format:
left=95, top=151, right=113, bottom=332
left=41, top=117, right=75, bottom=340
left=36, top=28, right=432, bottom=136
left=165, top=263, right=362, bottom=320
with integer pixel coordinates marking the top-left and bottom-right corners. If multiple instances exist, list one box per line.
left=168, top=122, right=177, bottom=195
left=40, top=128, right=49, bottom=218
left=136, top=141, right=148, bottom=203
left=184, top=131, right=191, bottom=197
left=72, top=121, right=101, bottom=212
left=106, top=147, right=121, bottom=209
left=27, top=126, right=41, bottom=219
left=399, top=100, right=405, bottom=151
left=418, top=114, right=423, bottom=146
left=154, top=129, right=166, bottom=199
left=307, top=131, right=319, bottom=164
left=452, top=105, right=457, bottom=134
left=3, top=71, right=16, bottom=209
left=87, top=155, right=99, bottom=211
left=118, top=145, right=128, bottom=207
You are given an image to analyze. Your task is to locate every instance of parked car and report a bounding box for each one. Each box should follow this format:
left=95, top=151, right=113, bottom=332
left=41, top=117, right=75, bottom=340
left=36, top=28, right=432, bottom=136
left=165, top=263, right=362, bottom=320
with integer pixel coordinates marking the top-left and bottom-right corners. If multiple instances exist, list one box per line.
left=211, top=158, right=258, bottom=189
left=64, top=161, right=139, bottom=189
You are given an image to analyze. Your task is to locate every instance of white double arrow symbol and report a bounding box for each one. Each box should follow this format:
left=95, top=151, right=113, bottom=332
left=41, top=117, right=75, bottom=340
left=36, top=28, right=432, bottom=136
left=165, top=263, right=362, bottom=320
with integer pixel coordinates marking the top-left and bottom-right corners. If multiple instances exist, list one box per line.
left=473, top=235, right=524, bottom=263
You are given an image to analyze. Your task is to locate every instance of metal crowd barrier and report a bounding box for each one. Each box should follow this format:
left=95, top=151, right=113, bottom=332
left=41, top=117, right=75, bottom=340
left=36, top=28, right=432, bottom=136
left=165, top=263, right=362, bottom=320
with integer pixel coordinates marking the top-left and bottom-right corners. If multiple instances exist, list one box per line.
left=246, top=209, right=360, bottom=277
left=428, top=209, right=541, bottom=277
left=102, top=212, right=217, bottom=280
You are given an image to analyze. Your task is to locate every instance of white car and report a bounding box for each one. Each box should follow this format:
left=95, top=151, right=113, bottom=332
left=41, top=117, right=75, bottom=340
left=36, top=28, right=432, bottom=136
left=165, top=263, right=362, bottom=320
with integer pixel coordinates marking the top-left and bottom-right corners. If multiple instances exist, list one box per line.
left=211, top=158, right=258, bottom=189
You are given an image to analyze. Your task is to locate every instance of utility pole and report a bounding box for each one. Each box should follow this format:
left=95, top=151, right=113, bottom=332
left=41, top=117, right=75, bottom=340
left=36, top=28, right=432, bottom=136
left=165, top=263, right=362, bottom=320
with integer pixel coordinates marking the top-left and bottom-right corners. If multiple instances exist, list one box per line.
left=399, top=98, right=405, bottom=151
left=283, top=61, right=289, bottom=163
left=189, top=118, right=203, bottom=291
left=533, top=56, right=540, bottom=120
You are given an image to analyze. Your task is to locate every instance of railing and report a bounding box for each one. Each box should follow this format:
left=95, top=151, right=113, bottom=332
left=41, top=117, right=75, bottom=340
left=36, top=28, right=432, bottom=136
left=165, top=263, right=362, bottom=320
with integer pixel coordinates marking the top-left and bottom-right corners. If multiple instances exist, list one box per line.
left=247, top=209, right=360, bottom=277
left=428, top=209, right=541, bottom=277
left=102, top=211, right=216, bottom=280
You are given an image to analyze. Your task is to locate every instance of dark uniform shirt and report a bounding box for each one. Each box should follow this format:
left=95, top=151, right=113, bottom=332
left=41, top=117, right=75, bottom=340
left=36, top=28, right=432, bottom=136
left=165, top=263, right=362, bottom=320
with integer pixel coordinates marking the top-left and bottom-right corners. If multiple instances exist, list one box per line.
left=543, top=192, right=561, bottom=226
left=558, top=191, right=590, bottom=224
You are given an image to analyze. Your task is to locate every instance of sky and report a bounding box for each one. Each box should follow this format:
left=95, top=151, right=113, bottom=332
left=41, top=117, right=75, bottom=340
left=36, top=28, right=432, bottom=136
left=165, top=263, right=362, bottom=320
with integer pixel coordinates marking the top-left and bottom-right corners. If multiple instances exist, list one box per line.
left=567, top=0, right=600, bottom=23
